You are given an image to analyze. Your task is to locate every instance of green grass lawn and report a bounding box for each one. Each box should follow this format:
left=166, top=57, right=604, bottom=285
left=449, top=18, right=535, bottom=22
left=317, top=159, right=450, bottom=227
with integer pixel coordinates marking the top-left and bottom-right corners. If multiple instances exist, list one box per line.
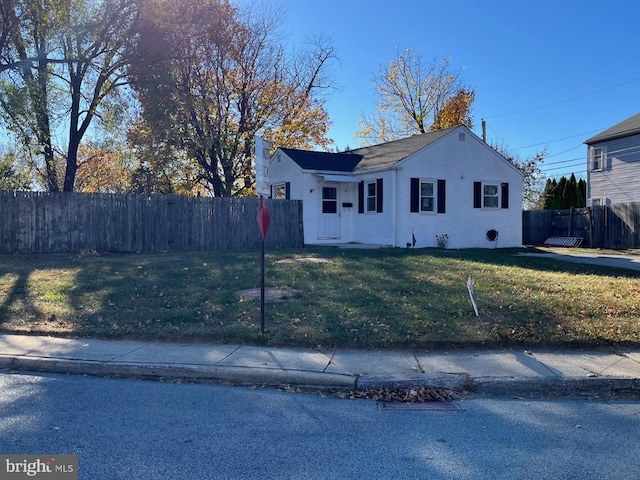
left=0, top=247, right=639, bottom=350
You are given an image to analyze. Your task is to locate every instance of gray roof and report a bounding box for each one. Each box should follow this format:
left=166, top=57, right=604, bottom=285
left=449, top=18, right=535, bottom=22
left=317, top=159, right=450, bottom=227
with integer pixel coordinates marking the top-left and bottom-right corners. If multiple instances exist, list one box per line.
left=281, top=125, right=460, bottom=173
left=585, top=113, right=640, bottom=144
left=349, top=126, right=456, bottom=171
left=278, top=148, right=362, bottom=171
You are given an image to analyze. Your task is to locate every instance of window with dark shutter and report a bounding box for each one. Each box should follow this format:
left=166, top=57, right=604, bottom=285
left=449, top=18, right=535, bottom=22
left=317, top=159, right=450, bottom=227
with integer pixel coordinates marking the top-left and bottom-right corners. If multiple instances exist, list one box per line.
left=411, top=178, right=444, bottom=214
left=474, top=181, right=504, bottom=209
left=362, top=179, right=383, bottom=213
left=285, top=182, right=291, bottom=200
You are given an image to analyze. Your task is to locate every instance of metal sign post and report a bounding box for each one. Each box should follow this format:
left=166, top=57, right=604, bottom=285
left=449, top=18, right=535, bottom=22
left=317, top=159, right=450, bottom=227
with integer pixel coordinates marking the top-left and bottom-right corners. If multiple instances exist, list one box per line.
left=256, top=196, right=271, bottom=334
left=254, top=136, right=271, bottom=334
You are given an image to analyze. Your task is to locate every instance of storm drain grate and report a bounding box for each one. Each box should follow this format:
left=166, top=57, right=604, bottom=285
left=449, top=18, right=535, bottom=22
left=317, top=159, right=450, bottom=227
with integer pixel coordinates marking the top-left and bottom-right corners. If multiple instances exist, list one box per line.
left=378, top=401, right=463, bottom=411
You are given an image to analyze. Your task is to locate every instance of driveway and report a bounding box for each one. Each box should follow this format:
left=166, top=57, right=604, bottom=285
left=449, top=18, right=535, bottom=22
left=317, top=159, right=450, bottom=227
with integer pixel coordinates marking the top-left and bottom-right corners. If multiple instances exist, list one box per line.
left=520, top=249, right=640, bottom=272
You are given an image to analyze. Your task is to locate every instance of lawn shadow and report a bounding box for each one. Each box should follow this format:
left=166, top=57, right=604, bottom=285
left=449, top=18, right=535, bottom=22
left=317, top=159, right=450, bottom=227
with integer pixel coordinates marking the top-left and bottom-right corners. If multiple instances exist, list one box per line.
left=60, top=251, right=265, bottom=341
left=0, top=256, right=43, bottom=330
left=2, top=247, right=639, bottom=349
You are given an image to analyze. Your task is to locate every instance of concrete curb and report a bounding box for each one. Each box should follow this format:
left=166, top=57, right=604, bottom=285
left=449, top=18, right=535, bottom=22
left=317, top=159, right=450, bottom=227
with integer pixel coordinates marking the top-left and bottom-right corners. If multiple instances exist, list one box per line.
left=2, top=353, right=639, bottom=398
left=356, top=373, right=472, bottom=392
left=472, top=377, right=640, bottom=397
left=0, top=355, right=357, bottom=389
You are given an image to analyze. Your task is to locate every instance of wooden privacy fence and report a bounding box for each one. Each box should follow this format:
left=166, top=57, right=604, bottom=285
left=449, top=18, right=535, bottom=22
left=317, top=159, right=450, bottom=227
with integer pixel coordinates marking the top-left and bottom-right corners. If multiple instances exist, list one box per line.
left=523, top=202, right=640, bottom=249
left=0, top=191, right=303, bottom=254
left=522, top=208, right=591, bottom=246
left=590, top=203, right=640, bottom=249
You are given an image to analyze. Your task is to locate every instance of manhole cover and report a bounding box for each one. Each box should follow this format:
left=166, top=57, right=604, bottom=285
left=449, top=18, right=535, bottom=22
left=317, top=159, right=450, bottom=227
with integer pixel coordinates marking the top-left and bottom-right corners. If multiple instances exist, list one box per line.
left=378, top=401, right=462, bottom=411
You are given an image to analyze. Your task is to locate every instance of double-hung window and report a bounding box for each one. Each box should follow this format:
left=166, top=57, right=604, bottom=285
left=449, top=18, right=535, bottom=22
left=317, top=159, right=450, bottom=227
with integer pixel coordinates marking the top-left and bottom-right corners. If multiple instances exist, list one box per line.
left=420, top=180, right=435, bottom=213
left=483, top=184, right=499, bottom=208
left=358, top=178, right=383, bottom=213
left=366, top=180, right=377, bottom=212
left=273, top=183, right=287, bottom=199
left=272, top=182, right=290, bottom=200
left=592, top=147, right=604, bottom=171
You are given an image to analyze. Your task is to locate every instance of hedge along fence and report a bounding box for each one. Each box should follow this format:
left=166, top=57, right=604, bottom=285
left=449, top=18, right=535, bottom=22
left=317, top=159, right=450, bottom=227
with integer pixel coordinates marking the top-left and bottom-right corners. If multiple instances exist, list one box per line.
left=0, top=191, right=304, bottom=254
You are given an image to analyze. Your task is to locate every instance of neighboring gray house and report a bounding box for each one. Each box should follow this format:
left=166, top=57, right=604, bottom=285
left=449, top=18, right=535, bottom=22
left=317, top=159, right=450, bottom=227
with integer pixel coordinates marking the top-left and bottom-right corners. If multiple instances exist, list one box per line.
left=585, top=113, right=640, bottom=205
left=267, top=125, right=523, bottom=249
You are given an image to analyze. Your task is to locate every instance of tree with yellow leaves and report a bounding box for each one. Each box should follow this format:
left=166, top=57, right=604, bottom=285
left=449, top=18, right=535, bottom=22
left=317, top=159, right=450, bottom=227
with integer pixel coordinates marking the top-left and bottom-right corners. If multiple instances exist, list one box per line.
left=73, top=143, right=131, bottom=194
left=430, top=87, right=475, bottom=132
left=356, top=49, right=474, bottom=145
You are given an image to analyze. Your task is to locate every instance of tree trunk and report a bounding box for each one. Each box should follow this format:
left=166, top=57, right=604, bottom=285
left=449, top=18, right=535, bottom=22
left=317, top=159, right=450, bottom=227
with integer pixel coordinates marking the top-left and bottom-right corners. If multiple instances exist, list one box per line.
left=63, top=143, right=78, bottom=192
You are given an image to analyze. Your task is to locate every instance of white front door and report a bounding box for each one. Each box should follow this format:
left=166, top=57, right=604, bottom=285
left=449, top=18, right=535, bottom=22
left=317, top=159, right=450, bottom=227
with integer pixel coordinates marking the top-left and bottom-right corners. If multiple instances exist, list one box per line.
left=318, top=184, right=340, bottom=239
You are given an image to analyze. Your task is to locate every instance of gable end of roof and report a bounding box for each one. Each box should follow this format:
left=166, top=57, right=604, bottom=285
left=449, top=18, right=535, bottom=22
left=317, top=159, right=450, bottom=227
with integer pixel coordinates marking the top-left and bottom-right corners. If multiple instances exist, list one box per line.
left=350, top=125, right=461, bottom=171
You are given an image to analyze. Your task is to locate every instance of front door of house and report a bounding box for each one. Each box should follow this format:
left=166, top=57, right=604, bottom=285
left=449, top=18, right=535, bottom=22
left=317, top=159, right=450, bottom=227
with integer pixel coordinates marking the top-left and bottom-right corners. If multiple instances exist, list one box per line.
left=318, top=184, right=340, bottom=239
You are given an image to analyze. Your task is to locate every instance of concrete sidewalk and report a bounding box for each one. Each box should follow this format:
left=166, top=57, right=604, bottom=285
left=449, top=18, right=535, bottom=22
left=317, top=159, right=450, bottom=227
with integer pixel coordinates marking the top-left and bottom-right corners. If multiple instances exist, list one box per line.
left=1, top=334, right=639, bottom=398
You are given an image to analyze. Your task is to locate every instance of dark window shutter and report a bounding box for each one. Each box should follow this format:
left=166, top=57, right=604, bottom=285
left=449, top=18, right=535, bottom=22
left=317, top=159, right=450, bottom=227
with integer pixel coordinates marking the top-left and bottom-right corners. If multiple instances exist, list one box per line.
left=501, top=183, right=509, bottom=209
left=437, top=179, right=446, bottom=214
left=410, top=178, right=419, bottom=212
left=358, top=181, right=364, bottom=214
left=376, top=178, right=383, bottom=213
left=285, top=182, right=291, bottom=200
left=473, top=182, right=481, bottom=208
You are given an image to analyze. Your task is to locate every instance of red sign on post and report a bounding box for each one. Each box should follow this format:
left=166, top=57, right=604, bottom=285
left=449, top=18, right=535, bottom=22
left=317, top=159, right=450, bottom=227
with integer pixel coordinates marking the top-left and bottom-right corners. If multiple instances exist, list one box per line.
left=256, top=196, right=271, bottom=240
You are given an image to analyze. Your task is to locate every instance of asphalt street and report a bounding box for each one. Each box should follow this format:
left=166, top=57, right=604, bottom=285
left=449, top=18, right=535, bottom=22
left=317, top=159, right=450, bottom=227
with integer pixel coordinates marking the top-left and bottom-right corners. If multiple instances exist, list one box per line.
left=2, top=371, right=640, bottom=480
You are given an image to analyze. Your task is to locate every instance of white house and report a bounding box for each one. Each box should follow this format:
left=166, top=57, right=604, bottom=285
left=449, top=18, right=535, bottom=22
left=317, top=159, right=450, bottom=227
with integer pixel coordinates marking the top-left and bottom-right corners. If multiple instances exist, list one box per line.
left=267, top=125, right=523, bottom=249
left=585, top=112, right=640, bottom=205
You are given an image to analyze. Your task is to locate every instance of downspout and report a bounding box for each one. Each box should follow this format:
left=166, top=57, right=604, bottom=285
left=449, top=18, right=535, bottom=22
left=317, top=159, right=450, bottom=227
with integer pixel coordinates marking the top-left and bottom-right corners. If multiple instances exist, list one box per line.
left=393, top=167, right=399, bottom=247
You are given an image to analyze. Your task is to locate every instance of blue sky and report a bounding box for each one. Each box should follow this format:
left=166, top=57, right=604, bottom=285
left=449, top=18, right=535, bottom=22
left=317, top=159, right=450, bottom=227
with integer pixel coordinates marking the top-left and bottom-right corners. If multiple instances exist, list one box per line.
left=273, top=0, right=640, bottom=179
